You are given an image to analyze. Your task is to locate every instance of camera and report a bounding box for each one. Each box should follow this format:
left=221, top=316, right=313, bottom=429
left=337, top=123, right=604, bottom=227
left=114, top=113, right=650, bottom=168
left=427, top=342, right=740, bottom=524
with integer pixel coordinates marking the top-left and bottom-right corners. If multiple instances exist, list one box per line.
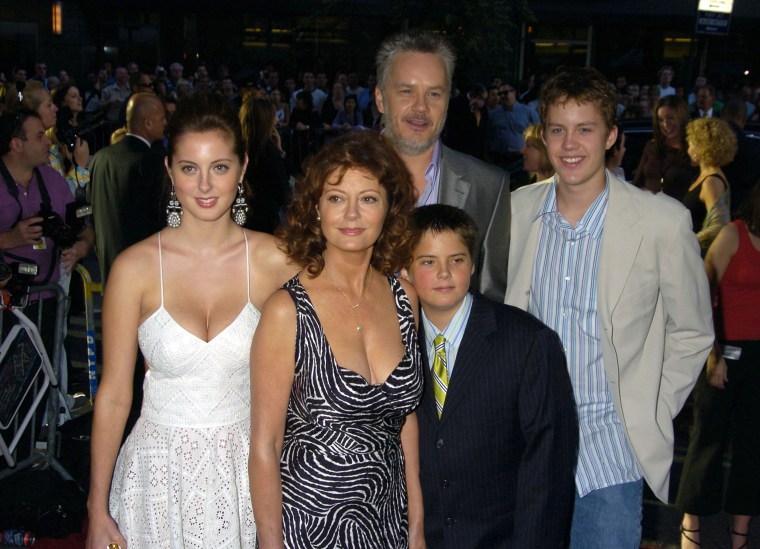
left=36, top=203, right=80, bottom=249
left=0, top=261, right=39, bottom=308
left=55, top=106, right=106, bottom=153
left=0, top=262, right=11, bottom=283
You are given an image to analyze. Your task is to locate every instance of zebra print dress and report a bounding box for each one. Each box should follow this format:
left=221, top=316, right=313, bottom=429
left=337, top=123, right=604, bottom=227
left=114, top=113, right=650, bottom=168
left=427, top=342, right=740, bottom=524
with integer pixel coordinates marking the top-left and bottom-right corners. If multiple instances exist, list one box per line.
left=279, top=274, right=423, bottom=548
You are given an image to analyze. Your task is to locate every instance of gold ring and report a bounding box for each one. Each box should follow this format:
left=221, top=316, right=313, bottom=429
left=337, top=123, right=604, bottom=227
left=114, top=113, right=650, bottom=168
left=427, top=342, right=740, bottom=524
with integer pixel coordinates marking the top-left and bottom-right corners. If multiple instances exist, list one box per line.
left=107, top=544, right=121, bottom=549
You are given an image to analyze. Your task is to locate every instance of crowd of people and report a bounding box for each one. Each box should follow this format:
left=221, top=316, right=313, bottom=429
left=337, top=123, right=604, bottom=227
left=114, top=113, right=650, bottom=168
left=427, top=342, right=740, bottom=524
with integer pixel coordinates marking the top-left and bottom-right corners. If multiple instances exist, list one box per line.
left=0, top=28, right=758, bottom=549
left=3, top=53, right=760, bottom=188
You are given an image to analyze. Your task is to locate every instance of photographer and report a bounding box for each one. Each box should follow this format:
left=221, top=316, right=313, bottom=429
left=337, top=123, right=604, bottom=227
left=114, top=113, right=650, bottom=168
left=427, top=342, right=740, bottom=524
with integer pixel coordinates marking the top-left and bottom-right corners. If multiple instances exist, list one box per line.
left=6, top=80, right=90, bottom=198
left=0, top=110, right=93, bottom=354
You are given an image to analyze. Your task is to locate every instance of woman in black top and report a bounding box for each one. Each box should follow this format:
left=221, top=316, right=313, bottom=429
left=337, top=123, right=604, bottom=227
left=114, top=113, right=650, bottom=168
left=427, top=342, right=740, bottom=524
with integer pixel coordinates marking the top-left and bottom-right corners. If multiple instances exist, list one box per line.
left=288, top=91, right=323, bottom=173
left=239, top=96, right=291, bottom=234
left=682, top=117, right=737, bottom=255
left=633, top=96, right=697, bottom=200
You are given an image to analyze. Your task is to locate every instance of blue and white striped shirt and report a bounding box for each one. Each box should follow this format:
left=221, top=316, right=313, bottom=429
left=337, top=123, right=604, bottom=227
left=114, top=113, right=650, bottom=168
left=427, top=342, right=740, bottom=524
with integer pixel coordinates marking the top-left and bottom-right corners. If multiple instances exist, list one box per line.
left=416, top=140, right=442, bottom=207
left=421, top=292, right=473, bottom=378
left=528, top=179, right=641, bottom=497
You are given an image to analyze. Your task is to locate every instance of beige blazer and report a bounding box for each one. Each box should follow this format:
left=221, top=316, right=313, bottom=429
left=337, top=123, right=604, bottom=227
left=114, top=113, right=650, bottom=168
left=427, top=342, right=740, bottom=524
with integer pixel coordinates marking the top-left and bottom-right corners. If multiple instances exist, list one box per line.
left=505, top=171, right=714, bottom=502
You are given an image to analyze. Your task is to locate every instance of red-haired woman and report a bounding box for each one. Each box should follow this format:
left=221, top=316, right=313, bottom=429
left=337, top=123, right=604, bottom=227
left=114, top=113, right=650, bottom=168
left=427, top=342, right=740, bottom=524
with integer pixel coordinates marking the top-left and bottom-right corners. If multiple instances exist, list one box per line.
left=250, top=131, right=424, bottom=548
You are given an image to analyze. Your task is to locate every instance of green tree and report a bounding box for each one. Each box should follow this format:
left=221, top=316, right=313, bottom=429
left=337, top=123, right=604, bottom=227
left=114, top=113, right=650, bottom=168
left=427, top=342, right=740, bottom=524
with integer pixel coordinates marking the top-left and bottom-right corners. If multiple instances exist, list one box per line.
left=390, top=0, right=534, bottom=83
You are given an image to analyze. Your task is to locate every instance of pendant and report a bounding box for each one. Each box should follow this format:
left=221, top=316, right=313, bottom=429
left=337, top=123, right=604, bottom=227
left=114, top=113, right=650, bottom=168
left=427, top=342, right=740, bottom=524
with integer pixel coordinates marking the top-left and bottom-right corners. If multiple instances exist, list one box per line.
left=356, top=325, right=362, bottom=332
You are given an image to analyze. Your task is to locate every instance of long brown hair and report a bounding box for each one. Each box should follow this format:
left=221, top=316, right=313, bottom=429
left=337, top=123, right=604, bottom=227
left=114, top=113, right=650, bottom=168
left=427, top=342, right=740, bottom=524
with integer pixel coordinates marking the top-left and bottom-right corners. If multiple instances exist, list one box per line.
left=239, top=96, right=275, bottom=167
left=652, top=95, right=689, bottom=150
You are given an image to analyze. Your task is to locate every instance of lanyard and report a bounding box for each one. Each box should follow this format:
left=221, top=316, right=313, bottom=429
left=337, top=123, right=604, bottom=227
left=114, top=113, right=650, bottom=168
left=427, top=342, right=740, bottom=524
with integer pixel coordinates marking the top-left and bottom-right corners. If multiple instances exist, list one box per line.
left=0, top=158, right=52, bottom=225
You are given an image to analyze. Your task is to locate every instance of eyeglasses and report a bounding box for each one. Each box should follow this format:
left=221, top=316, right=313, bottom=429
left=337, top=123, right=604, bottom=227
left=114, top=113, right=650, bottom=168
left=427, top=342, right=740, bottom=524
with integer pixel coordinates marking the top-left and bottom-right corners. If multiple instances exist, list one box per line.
left=498, top=89, right=516, bottom=96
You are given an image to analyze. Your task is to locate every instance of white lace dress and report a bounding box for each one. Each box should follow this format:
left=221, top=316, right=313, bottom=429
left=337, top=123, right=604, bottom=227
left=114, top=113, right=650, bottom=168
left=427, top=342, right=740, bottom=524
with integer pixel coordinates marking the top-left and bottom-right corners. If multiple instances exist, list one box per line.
left=109, top=232, right=260, bottom=548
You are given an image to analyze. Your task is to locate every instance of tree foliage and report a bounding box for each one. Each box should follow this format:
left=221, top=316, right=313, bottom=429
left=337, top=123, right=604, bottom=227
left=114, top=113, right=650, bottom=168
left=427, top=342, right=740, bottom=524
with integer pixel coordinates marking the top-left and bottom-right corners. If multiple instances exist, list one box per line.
left=390, top=0, right=534, bottom=83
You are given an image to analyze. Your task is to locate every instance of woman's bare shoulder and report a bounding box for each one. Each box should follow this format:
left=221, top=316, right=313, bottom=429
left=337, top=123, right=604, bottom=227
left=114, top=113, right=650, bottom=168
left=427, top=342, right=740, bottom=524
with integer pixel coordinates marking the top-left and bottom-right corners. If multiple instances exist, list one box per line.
left=258, top=288, right=297, bottom=328
left=110, top=234, right=158, bottom=278
left=246, top=229, right=299, bottom=279
left=102, top=235, right=161, bottom=323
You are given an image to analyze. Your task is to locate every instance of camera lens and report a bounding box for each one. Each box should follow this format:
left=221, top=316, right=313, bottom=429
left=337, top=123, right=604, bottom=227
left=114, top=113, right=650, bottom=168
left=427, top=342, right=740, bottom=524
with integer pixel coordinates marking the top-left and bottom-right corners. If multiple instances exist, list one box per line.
left=0, top=263, right=11, bottom=282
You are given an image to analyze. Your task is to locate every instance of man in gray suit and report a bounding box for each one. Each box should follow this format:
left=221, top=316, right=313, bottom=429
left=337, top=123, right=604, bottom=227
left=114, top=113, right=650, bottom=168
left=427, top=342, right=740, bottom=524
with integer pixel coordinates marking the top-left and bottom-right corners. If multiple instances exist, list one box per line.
left=374, top=30, right=510, bottom=301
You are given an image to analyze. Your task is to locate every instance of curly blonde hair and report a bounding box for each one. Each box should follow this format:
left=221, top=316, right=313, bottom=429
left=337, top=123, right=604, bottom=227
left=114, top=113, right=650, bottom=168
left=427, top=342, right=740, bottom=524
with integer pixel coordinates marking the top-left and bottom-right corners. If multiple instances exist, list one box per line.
left=277, top=132, right=417, bottom=276
left=4, top=80, right=47, bottom=113
left=686, top=117, right=737, bottom=167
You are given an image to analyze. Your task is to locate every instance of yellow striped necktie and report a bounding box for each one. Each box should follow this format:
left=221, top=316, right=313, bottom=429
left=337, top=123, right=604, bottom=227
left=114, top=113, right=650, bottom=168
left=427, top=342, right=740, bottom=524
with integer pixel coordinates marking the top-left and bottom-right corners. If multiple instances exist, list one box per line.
left=432, top=334, right=449, bottom=418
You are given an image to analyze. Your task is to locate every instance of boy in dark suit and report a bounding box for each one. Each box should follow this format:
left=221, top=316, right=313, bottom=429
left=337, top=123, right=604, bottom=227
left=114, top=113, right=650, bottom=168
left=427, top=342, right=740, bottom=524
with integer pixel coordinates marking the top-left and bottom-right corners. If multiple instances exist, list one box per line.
left=403, top=204, right=578, bottom=548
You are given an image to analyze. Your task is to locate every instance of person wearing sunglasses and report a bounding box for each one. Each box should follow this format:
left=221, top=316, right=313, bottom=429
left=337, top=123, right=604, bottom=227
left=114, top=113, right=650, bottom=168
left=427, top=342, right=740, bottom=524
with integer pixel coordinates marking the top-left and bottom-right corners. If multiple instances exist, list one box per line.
left=486, top=81, right=539, bottom=179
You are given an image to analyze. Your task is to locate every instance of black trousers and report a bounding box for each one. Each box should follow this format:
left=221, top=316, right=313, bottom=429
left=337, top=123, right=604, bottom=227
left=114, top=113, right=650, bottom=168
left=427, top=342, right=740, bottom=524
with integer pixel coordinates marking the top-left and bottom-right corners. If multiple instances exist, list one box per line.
left=676, top=340, right=760, bottom=516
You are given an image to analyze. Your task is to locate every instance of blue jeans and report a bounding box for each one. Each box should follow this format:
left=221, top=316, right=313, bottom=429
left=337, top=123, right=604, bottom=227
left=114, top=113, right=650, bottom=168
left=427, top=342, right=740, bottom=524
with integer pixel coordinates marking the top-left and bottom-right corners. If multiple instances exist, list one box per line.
left=569, top=479, right=643, bottom=549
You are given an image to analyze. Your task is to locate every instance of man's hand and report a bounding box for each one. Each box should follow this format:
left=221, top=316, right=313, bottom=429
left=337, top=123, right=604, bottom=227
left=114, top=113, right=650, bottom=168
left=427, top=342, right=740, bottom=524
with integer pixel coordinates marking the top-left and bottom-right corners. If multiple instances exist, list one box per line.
left=706, top=352, right=728, bottom=389
left=11, top=216, right=44, bottom=247
left=60, top=239, right=88, bottom=273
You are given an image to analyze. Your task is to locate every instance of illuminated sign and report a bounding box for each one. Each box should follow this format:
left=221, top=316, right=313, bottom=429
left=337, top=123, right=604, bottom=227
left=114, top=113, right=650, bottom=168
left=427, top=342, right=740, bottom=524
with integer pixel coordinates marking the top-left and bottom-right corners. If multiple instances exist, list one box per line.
left=696, top=0, right=734, bottom=35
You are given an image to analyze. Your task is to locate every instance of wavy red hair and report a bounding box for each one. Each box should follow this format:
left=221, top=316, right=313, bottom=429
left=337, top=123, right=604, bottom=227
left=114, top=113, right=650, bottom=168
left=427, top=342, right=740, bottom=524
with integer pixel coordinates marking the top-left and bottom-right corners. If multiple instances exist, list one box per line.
left=277, top=132, right=417, bottom=276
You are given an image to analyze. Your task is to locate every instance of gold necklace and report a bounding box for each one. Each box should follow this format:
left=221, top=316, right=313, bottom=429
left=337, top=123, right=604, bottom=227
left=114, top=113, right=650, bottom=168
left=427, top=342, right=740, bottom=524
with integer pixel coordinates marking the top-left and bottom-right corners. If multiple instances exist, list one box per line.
left=327, top=267, right=373, bottom=333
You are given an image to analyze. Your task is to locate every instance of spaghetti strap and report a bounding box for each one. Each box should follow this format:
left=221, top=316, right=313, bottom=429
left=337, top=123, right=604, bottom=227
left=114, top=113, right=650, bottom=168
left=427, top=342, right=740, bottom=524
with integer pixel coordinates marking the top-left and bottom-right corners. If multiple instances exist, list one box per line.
left=157, top=232, right=165, bottom=307
left=696, top=172, right=729, bottom=191
left=243, top=229, right=251, bottom=304
left=713, top=173, right=728, bottom=191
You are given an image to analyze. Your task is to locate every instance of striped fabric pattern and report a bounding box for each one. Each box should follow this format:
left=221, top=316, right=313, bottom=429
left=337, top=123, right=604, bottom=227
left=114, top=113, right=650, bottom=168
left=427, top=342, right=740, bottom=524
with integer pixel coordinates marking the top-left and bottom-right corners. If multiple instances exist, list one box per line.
left=416, top=139, right=442, bottom=206
left=278, top=274, right=423, bottom=548
left=421, top=292, right=473, bottom=379
left=528, top=180, right=641, bottom=497
left=431, top=335, right=449, bottom=418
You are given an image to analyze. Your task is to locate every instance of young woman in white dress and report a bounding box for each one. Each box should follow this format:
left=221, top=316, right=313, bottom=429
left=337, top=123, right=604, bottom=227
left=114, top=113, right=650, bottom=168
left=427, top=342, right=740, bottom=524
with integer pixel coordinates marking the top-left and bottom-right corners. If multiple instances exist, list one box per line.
left=86, top=93, right=296, bottom=549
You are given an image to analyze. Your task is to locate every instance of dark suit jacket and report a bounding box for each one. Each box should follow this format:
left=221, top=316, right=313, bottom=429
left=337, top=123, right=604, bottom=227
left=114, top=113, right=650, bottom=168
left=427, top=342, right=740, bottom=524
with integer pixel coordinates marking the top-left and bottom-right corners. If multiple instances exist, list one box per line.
left=443, top=94, right=489, bottom=160
left=88, top=135, right=165, bottom=283
left=689, top=105, right=722, bottom=119
left=417, top=293, right=578, bottom=549
left=439, top=146, right=509, bottom=302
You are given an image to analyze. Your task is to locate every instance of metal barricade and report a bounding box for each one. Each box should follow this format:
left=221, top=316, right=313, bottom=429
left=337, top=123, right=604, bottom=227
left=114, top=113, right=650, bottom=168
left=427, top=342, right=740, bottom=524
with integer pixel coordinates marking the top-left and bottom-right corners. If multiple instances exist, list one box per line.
left=0, top=283, right=74, bottom=482
left=74, top=264, right=102, bottom=402
left=0, top=307, right=58, bottom=468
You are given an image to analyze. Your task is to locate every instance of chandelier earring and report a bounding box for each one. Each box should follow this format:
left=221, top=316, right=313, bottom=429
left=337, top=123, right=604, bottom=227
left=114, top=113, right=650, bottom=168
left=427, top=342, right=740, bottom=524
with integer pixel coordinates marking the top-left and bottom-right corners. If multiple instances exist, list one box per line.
left=231, top=181, right=249, bottom=226
left=166, top=182, right=183, bottom=228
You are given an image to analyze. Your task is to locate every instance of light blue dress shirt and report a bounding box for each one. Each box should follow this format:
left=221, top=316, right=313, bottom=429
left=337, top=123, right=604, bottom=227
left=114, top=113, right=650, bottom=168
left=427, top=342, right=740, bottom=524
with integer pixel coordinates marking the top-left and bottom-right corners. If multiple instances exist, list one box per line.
left=528, top=178, right=642, bottom=497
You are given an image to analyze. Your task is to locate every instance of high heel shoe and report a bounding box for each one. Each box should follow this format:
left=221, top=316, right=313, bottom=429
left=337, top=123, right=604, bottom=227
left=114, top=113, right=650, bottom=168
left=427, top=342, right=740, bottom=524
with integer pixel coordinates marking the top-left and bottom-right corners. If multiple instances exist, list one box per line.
left=680, top=524, right=701, bottom=547
left=729, top=527, right=749, bottom=549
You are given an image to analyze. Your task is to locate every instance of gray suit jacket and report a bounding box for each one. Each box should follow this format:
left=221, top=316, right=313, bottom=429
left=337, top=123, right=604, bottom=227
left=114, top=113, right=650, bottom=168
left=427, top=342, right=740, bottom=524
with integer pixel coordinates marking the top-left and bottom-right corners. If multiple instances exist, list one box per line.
left=439, top=145, right=510, bottom=301
left=505, top=171, right=714, bottom=502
